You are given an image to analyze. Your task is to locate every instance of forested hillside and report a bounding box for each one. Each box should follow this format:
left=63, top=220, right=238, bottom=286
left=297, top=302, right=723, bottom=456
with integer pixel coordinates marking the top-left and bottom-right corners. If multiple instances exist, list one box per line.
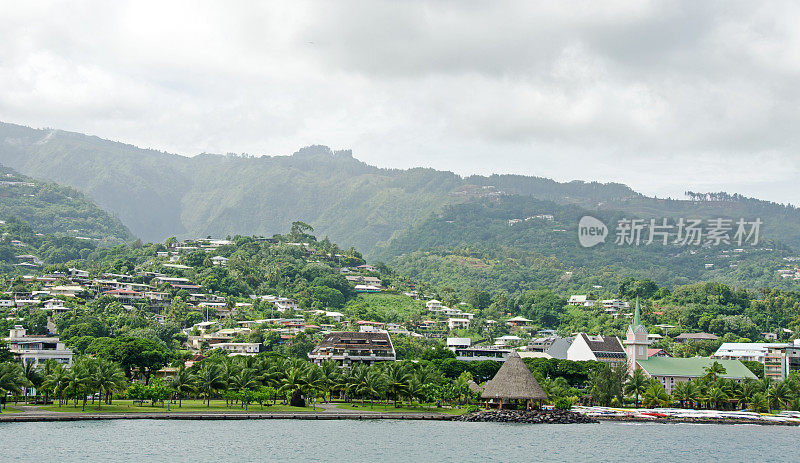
left=378, top=197, right=800, bottom=294
left=2, top=121, right=799, bottom=268
left=0, top=165, right=133, bottom=244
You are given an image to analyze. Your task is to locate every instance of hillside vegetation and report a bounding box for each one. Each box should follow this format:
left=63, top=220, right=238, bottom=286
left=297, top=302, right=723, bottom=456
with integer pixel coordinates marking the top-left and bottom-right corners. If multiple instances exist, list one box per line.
left=0, top=165, right=133, bottom=244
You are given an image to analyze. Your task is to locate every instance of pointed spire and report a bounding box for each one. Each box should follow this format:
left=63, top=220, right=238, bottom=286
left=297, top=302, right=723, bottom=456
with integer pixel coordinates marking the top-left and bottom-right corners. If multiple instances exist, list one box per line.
left=633, top=296, right=641, bottom=329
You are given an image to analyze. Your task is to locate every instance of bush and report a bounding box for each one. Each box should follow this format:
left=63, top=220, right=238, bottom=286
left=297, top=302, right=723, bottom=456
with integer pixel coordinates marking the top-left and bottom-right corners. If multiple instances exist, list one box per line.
left=554, top=398, right=572, bottom=410
left=466, top=404, right=479, bottom=413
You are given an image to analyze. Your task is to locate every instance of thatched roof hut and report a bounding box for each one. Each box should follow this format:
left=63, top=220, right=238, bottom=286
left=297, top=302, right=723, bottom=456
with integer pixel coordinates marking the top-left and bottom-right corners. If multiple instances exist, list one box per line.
left=481, top=351, right=548, bottom=402
left=467, top=380, right=484, bottom=394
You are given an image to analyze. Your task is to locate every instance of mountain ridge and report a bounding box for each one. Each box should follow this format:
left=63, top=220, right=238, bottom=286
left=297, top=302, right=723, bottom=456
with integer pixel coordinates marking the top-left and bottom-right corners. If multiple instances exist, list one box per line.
left=1, top=121, right=798, bottom=258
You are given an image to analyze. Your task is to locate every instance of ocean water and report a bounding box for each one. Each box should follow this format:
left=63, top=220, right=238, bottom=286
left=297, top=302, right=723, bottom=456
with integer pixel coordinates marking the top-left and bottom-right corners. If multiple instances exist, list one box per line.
left=0, top=419, right=795, bottom=462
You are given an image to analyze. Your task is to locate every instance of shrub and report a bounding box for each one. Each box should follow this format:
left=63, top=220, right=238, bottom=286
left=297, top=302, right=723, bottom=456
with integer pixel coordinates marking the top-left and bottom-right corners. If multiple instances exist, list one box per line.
left=554, top=398, right=572, bottom=410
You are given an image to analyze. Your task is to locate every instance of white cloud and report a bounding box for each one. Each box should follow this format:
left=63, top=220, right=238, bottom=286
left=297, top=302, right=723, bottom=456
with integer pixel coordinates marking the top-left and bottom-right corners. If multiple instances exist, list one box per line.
left=0, top=0, right=799, bottom=204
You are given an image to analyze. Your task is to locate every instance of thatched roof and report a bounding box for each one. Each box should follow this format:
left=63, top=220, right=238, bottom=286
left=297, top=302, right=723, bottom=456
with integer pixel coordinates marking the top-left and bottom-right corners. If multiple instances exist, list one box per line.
left=467, top=380, right=484, bottom=393
left=481, top=351, right=548, bottom=401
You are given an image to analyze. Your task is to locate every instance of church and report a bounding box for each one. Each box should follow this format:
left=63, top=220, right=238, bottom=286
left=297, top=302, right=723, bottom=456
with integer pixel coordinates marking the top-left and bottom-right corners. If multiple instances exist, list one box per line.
left=624, top=299, right=756, bottom=394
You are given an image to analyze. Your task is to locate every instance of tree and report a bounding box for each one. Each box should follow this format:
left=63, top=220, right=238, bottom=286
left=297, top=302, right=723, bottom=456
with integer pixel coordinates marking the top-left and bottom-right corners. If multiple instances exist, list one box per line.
left=624, top=369, right=648, bottom=407
left=0, top=363, right=24, bottom=412
left=703, top=361, right=727, bottom=382
left=167, top=364, right=196, bottom=407
left=281, top=365, right=310, bottom=407
left=21, top=361, right=42, bottom=404
left=642, top=381, right=670, bottom=408
left=383, top=362, right=411, bottom=407
left=196, top=362, right=226, bottom=406
left=91, top=358, right=127, bottom=408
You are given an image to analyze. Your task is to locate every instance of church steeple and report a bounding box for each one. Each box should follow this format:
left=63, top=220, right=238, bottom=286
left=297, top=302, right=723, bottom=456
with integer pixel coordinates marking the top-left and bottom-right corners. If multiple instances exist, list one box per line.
left=624, top=295, right=650, bottom=374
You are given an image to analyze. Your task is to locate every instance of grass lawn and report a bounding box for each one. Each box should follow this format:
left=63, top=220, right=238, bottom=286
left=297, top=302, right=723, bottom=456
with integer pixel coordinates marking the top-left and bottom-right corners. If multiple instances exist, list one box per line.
left=336, top=402, right=468, bottom=415
left=35, top=400, right=314, bottom=414
left=0, top=406, right=22, bottom=414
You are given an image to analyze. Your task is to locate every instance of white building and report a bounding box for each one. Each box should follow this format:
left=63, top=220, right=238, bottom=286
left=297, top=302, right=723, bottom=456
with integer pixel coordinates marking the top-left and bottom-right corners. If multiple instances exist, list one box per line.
left=4, top=326, right=73, bottom=365
left=208, top=342, right=260, bottom=356
left=568, top=295, right=595, bottom=307
left=446, top=337, right=472, bottom=351
left=447, top=318, right=470, bottom=330
left=567, top=333, right=626, bottom=367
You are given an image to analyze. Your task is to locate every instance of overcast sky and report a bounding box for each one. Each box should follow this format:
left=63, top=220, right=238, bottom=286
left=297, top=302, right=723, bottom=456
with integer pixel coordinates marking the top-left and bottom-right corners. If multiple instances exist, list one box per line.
left=1, top=1, right=799, bottom=204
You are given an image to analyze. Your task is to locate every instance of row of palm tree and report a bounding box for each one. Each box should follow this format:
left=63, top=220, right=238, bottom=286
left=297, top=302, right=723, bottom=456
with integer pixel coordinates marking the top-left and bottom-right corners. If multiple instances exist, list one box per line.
left=0, top=358, right=127, bottom=411
left=624, top=364, right=800, bottom=412
left=167, top=356, right=461, bottom=409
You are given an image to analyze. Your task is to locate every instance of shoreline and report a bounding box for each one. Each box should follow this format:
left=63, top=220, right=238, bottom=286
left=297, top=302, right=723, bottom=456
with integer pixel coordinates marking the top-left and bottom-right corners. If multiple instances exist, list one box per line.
left=2, top=411, right=797, bottom=426
left=593, top=415, right=799, bottom=426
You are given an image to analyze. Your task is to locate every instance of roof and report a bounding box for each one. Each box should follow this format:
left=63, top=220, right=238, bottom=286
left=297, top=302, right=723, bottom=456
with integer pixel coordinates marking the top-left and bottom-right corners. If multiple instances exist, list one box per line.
left=545, top=337, right=573, bottom=360
left=675, top=332, right=719, bottom=341
left=579, top=333, right=625, bottom=354
left=481, top=351, right=548, bottom=401
left=311, top=331, right=394, bottom=352
left=637, top=357, right=757, bottom=380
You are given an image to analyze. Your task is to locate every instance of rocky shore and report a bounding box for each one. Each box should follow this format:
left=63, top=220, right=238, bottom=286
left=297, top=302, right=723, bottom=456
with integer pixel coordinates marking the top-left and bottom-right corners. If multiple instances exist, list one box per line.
left=455, top=409, right=599, bottom=424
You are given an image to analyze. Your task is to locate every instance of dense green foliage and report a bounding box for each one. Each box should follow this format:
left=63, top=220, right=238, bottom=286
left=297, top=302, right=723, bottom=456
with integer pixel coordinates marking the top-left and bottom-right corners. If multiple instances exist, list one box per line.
left=0, top=165, right=133, bottom=244
left=381, top=196, right=800, bottom=294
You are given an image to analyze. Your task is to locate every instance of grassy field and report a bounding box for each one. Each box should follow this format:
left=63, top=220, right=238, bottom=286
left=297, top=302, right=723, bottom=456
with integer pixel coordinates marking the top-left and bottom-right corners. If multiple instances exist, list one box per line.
left=343, top=293, right=426, bottom=322
left=336, top=403, right=468, bottom=415
left=35, top=400, right=313, bottom=413
left=0, top=406, right=22, bottom=414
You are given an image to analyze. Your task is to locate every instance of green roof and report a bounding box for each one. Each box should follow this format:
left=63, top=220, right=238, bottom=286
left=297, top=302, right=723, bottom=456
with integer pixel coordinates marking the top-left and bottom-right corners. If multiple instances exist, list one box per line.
left=637, top=357, right=757, bottom=380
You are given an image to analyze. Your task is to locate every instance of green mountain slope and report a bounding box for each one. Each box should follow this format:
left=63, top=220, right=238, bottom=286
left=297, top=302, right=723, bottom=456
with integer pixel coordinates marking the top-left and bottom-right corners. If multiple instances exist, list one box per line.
left=378, top=196, right=799, bottom=294
left=1, top=121, right=799, bottom=265
left=0, top=165, right=134, bottom=244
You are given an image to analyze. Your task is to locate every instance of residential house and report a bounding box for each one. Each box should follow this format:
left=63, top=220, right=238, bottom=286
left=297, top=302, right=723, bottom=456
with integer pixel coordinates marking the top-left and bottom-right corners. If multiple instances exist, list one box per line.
left=4, top=325, right=73, bottom=365
left=208, top=342, right=260, bottom=356
left=568, top=295, right=595, bottom=307
left=674, top=332, right=719, bottom=343
left=447, top=318, right=470, bottom=330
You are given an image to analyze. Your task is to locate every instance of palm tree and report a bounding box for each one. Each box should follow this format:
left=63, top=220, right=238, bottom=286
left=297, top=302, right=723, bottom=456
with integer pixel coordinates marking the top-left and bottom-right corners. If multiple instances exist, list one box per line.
left=21, top=361, right=42, bottom=404
left=280, top=365, right=310, bottom=407
left=0, top=363, right=25, bottom=412
left=42, top=364, right=69, bottom=407
left=196, top=362, right=226, bottom=407
left=92, top=359, right=127, bottom=409
left=68, top=359, right=93, bottom=411
left=167, top=365, right=196, bottom=407
left=766, top=381, right=792, bottom=411
left=229, top=368, right=260, bottom=392
left=707, top=387, right=728, bottom=410
left=671, top=380, right=699, bottom=408
left=383, top=362, right=411, bottom=407
left=642, top=381, right=670, bottom=408
left=362, top=368, right=386, bottom=407
left=624, top=369, right=648, bottom=408
left=319, top=360, right=340, bottom=402
left=38, top=360, right=59, bottom=405
left=703, top=361, right=727, bottom=383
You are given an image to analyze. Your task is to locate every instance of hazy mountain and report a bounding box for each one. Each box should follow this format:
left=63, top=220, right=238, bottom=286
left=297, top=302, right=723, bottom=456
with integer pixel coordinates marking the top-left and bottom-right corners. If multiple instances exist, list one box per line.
left=1, top=121, right=798, bottom=259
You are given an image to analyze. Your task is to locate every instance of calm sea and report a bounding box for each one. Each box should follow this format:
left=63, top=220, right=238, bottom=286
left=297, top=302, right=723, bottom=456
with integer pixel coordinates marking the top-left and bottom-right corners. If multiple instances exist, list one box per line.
left=0, top=419, right=795, bottom=462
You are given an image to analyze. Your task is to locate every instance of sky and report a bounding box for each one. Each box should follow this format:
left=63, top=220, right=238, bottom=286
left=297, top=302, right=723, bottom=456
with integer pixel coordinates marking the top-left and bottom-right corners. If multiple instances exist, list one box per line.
left=1, top=1, right=799, bottom=205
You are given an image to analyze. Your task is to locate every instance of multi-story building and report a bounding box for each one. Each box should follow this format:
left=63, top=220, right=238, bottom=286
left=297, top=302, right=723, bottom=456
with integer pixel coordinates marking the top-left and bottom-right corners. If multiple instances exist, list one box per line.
left=4, top=325, right=73, bottom=365
left=308, top=332, right=396, bottom=366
